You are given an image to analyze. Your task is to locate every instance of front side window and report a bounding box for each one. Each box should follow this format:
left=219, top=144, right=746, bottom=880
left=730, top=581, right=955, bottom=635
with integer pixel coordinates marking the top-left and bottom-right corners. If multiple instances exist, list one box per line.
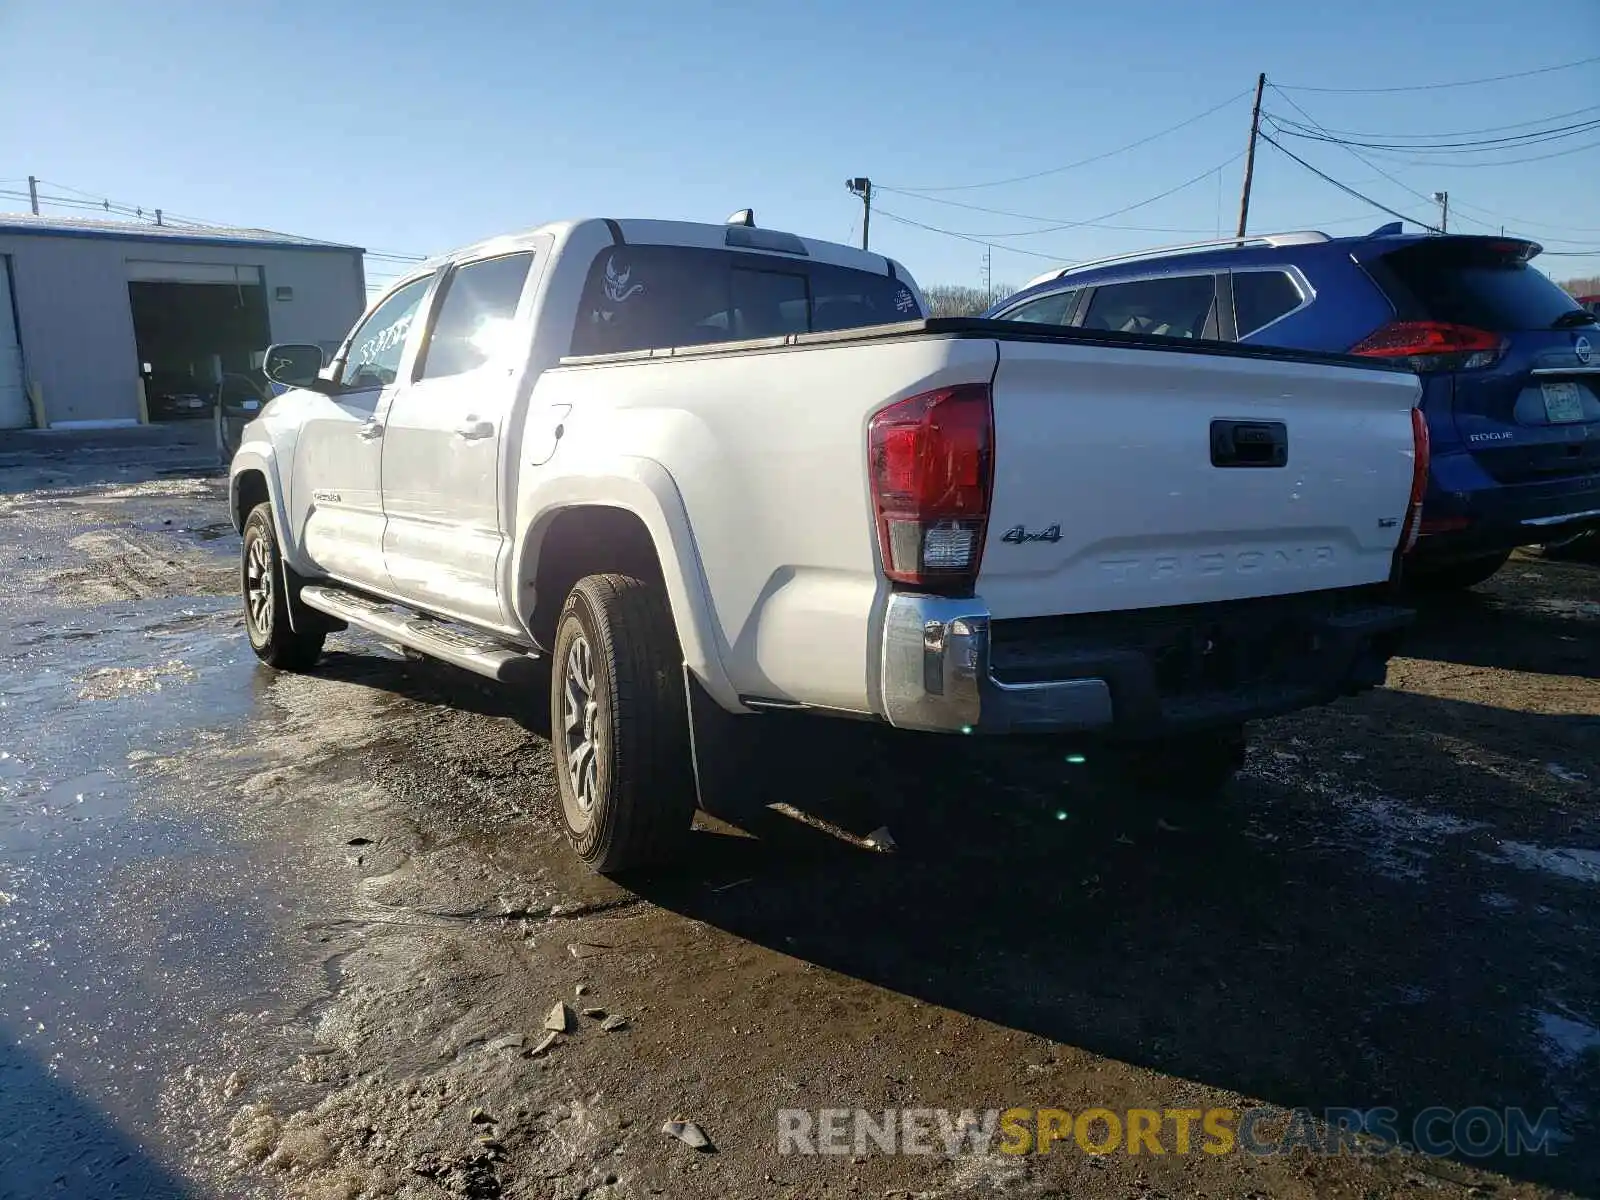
left=418, top=252, right=535, bottom=380
left=1081, top=274, right=1216, bottom=339
left=1002, top=289, right=1078, bottom=326
left=339, top=276, right=432, bottom=389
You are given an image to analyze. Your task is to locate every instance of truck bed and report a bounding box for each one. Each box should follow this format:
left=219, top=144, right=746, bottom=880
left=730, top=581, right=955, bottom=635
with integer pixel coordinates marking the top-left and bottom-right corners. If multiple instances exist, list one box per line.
left=536, top=312, right=1419, bottom=718
left=559, top=315, right=1414, bottom=373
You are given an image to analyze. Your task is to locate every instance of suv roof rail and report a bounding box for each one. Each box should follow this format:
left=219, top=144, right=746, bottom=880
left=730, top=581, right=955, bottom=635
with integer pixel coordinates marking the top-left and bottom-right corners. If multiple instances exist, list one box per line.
left=1020, top=230, right=1332, bottom=289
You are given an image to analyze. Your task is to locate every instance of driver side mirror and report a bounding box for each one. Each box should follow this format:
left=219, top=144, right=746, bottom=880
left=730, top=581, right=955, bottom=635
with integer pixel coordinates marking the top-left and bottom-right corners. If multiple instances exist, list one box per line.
left=263, top=344, right=334, bottom=392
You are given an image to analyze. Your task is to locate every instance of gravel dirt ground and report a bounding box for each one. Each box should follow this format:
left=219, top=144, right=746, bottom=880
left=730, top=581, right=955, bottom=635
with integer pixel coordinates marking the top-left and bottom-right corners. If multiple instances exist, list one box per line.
left=1, top=432, right=1596, bottom=1200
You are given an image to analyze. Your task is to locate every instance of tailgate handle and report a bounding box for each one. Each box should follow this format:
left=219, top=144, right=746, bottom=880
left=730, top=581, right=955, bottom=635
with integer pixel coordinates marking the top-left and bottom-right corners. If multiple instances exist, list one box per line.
left=1211, top=419, right=1287, bottom=468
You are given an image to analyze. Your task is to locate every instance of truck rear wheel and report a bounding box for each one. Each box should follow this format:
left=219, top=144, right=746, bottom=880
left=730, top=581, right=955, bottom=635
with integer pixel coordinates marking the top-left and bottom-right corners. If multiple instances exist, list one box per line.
left=551, top=574, right=696, bottom=872
left=241, top=502, right=326, bottom=671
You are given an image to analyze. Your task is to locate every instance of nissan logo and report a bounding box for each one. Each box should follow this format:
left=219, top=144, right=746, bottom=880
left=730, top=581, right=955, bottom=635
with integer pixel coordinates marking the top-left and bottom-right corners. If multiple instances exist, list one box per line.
left=1578, top=336, right=1593, bottom=365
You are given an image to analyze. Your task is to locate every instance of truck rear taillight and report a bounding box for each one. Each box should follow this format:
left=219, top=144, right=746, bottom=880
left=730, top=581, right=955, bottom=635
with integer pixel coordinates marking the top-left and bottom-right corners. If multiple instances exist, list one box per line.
left=1399, top=406, right=1430, bottom=555
left=1349, top=320, right=1506, bottom=372
left=868, top=383, right=994, bottom=591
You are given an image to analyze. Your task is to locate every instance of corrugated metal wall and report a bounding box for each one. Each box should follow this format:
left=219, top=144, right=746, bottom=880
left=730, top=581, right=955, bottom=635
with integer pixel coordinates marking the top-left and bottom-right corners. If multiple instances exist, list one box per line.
left=0, top=231, right=365, bottom=427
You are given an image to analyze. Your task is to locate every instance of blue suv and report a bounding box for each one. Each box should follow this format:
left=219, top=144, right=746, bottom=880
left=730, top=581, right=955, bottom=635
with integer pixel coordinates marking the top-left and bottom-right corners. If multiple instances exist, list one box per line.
left=984, top=226, right=1600, bottom=589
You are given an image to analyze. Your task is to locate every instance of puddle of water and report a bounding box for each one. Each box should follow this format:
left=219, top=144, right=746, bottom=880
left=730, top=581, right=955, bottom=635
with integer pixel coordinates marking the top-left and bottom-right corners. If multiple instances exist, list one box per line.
left=0, top=588, right=319, bottom=1191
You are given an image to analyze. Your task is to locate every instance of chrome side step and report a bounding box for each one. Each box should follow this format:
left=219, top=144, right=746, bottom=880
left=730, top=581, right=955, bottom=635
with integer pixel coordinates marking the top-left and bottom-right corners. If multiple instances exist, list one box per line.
left=299, top=585, right=542, bottom=685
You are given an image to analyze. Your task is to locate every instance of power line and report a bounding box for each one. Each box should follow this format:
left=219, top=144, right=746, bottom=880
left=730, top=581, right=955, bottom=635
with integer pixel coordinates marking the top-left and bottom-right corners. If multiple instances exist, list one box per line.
left=1270, top=103, right=1600, bottom=142
left=1258, top=133, right=1439, bottom=231
left=1270, top=115, right=1600, bottom=154
left=1444, top=195, right=1600, bottom=235
left=1263, top=91, right=1600, bottom=243
left=871, top=208, right=1071, bottom=262
left=884, top=89, right=1250, bottom=192
left=1278, top=53, right=1600, bottom=94
left=1358, top=137, right=1600, bottom=170
left=875, top=186, right=1221, bottom=234
left=1264, top=89, right=1453, bottom=225
left=930, top=154, right=1244, bottom=238
left=871, top=152, right=1245, bottom=265
left=7, top=175, right=433, bottom=259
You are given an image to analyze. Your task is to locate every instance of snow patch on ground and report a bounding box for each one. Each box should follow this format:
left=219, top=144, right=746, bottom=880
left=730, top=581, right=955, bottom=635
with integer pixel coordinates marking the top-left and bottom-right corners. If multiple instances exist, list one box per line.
left=1535, top=1011, right=1600, bottom=1068
left=1245, top=751, right=1489, bottom=882
left=1494, top=843, right=1600, bottom=884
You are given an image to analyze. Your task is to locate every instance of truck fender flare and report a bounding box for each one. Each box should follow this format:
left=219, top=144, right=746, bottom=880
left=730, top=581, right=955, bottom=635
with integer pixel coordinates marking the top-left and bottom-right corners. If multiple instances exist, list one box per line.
left=514, top=457, right=745, bottom=713
left=228, top=447, right=301, bottom=565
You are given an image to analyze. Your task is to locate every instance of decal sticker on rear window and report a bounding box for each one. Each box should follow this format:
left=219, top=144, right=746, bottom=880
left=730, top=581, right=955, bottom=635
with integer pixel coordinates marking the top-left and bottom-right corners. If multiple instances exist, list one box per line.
left=603, top=256, right=644, bottom=304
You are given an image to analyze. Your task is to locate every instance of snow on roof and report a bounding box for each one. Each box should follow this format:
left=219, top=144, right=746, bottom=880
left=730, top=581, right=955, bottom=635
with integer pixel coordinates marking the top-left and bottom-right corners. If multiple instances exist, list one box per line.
left=0, top=212, right=364, bottom=253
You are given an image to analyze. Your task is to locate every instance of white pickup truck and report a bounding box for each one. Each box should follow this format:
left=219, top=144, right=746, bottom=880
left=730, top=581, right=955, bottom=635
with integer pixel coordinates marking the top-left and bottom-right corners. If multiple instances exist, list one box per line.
left=231, top=213, right=1424, bottom=871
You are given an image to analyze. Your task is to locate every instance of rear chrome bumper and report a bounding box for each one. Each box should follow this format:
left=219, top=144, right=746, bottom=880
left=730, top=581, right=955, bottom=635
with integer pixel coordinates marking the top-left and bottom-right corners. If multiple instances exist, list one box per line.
left=879, top=589, right=1411, bottom=737
left=881, top=593, right=1112, bottom=734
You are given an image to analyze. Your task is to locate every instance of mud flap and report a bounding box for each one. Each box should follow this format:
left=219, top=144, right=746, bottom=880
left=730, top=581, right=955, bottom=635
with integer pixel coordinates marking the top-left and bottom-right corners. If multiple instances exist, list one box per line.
left=683, top=670, right=892, bottom=825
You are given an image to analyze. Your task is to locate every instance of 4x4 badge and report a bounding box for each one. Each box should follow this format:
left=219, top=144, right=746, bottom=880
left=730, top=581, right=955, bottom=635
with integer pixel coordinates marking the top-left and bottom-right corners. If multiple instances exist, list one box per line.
left=1002, top=524, right=1062, bottom=545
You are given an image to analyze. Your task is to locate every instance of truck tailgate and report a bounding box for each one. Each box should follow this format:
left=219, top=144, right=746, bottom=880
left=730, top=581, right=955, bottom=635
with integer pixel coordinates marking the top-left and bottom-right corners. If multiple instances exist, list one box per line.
left=980, top=338, right=1422, bottom=619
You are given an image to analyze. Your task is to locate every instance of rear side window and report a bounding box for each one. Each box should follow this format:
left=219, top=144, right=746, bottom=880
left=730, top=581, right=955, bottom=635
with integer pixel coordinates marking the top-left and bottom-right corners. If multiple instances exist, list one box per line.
left=1375, top=241, right=1583, bottom=331
left=1081, top=274, right=1216, bottom=339
left=1002, top=289, right=1078, bottom=326
left=569, top=246, right=919, bottom=356
left=1232, top=270, right=1304, bottom=338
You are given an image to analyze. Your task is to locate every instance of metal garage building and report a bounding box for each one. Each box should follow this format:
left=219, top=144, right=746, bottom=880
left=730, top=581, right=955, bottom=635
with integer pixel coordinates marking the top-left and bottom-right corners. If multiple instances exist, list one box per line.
left=0, top=214, right=366, bottom=429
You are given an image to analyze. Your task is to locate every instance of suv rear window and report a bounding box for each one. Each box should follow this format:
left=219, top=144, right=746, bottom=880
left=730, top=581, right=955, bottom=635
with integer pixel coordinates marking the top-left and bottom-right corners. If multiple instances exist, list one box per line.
left=1374, top=239, right=1583, bottom=331
left=570, top=246, right=919, bottom=356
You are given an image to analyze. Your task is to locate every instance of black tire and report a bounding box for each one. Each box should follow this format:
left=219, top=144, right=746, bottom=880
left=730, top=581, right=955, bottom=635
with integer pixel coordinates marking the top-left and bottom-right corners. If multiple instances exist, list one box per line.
left=241, top=502, right=326, bottom=671
left=1406, top=550, right=1512, bottom=592
left=1120, top=726, right=1248, bottom=802
left=550, top=573, right=696, bottom=872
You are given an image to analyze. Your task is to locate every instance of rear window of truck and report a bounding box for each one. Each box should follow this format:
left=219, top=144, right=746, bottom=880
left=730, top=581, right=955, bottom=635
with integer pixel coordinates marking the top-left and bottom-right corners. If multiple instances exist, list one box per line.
left=569, top=245, right=919, bottom=356
left=1374, top=239, right=1585, bottom=332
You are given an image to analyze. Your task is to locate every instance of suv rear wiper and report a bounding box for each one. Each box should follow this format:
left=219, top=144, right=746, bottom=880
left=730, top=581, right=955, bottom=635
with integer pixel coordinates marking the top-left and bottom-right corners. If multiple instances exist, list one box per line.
left=1552, top=309, right=1598, bottom=328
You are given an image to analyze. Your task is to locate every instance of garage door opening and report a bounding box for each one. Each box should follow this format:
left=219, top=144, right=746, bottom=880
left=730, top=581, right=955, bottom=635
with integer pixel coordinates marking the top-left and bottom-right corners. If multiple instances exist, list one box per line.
left=127, top=264, right=271, bottom=423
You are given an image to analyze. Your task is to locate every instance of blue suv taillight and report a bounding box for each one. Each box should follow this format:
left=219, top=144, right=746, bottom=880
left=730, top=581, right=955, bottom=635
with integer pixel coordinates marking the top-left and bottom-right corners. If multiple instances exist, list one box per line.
left=1349, top=320, right=1507, bottom=373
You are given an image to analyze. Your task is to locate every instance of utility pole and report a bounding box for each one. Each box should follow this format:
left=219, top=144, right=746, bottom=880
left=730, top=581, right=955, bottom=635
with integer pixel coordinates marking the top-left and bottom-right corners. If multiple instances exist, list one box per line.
left=982, top=244, right=993, bottom=307
left=27, top=176, right=39, bottom=215
left=847, top=177, right=872, bottom=251
left=1235, top=72, right=1266, bottom=239
left=1432, top=191, right=1449, bottom=234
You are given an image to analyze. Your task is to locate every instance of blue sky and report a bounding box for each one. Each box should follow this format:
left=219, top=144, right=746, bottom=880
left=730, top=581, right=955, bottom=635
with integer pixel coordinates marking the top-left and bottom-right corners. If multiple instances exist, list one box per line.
left=2, top=0, right=1596, bottom=295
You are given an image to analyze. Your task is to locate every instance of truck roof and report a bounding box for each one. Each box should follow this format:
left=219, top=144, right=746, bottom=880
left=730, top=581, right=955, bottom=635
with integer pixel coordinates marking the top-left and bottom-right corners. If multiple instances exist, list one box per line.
left=420, top=217, right=908, bottom=283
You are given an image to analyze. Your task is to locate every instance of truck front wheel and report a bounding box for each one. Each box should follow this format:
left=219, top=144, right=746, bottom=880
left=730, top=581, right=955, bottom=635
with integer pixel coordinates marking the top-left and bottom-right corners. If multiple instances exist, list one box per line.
left=551, top=574, right=696, bottom=872
left=241, top=502, right=326, bottom=671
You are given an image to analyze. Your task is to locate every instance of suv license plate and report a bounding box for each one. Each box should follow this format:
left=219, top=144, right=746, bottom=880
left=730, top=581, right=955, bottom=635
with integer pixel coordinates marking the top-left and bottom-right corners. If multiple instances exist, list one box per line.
left=1542, top=381, right=1585, bottom=423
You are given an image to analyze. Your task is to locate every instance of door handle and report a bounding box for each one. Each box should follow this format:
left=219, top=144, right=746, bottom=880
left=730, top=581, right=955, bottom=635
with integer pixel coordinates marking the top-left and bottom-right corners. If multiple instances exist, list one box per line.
left=455, top=419, right=495, bottom=440
left=357, top=421, right=383, bottom=441
left=1210, top=419, right=1287, bottom=468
